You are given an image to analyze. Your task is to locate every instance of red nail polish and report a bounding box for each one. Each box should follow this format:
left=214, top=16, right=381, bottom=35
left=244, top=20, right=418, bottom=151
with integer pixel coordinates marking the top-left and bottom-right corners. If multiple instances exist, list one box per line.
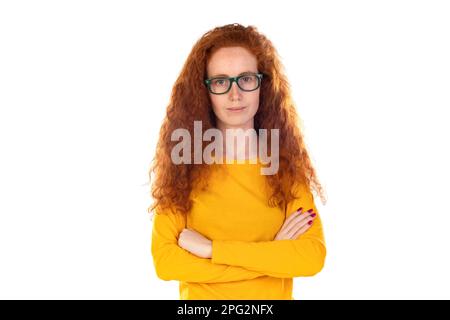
left=297, top=207, right=303, bottom=212
left=307, top=209, right=313, bottom=213
left=308, top=220, right=313, bottom=225
left=310, top=213, right=316, bottom=218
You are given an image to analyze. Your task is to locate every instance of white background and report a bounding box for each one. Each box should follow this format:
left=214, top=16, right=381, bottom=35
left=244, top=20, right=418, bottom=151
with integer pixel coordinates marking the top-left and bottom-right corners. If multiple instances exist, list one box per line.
left=1, top=0, right=449, bottom=299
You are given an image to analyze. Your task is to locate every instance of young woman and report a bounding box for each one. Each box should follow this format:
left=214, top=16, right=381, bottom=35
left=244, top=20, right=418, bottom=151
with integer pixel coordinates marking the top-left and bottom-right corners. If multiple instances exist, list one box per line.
left=149, top=23, right=327, bottom=300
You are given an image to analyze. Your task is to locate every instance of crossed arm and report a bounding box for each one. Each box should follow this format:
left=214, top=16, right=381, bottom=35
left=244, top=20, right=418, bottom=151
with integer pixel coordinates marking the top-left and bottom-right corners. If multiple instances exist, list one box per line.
left=151, top=185, right=326, bottom=283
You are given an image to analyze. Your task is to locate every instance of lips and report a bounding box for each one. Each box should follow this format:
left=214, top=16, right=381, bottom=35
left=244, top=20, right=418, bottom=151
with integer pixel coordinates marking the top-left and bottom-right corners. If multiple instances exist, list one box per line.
left=227, top=106, right=246, bottom=111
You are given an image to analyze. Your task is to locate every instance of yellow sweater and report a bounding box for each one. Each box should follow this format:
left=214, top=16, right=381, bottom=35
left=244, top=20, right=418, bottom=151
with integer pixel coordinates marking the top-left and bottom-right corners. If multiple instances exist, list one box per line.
left=151, top=160, right=326, bottom=300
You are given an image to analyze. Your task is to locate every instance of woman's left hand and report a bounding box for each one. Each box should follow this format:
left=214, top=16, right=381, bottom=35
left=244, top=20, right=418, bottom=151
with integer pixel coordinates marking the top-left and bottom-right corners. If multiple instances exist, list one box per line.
left=178, top=228, right=212, bottom=258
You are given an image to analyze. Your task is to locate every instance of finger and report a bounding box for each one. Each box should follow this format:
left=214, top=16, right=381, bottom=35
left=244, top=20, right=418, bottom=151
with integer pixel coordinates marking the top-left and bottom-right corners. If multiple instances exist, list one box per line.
left=291, top=220, right=314, bottom=239
left=283, top=207, right=309, bottom=231
left=285, top=207, right=304, bottom=224
left=285, top=213, right=316, bottom=238
left=284, top=210, right=315, bottom=235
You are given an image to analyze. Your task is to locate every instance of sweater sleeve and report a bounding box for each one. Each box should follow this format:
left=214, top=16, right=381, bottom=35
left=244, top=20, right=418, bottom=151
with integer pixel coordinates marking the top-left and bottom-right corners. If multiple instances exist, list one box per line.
left=151, top=206, right=266, bottom=283
left=211, top=183, right=327, bottom=278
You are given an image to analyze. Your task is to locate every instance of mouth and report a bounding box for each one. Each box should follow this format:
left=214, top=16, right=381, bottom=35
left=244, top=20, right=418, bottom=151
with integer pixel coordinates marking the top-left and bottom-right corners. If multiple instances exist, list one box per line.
left=226, top=106, right=246, bottom=112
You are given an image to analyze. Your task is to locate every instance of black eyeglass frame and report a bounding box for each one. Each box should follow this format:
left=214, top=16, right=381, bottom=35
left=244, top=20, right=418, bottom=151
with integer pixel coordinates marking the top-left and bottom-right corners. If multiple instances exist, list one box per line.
left=204, top=73, right=264, bottom=95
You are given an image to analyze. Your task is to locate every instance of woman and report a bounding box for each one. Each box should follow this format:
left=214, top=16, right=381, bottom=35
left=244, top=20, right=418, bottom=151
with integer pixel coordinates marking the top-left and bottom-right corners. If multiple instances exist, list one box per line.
left=149, top=23, right=327, bottom=300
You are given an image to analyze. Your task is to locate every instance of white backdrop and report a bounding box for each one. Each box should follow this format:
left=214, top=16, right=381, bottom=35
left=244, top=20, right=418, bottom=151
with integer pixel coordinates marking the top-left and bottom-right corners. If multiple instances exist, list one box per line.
left=1, top=0, right=449, bottom=299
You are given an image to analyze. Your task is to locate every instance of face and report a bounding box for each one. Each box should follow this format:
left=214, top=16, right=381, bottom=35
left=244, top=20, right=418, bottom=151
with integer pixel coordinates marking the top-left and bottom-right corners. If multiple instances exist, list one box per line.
left=206, top=46, right=260, bottom=131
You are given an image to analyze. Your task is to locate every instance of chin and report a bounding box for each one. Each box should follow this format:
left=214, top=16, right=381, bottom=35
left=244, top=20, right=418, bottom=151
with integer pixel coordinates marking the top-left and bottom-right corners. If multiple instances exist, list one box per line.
left=226, top=121, right=252, bottom=129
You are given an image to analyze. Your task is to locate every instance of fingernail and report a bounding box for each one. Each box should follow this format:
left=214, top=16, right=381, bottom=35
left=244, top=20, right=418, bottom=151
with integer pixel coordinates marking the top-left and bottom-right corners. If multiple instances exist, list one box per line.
left=308, top=220, right=313, bottom=225
left=297, top=207, right=303, bottom=212
left=310, top=213, right=316, bottom=218
left=307, top=209, right=313, bottom=213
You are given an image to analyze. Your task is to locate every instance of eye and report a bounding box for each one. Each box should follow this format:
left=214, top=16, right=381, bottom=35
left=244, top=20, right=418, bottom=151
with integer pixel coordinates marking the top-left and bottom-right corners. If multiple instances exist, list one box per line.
left=213, top=79, right=227, bottom=86
left=242, top=76, right=251, bottom=82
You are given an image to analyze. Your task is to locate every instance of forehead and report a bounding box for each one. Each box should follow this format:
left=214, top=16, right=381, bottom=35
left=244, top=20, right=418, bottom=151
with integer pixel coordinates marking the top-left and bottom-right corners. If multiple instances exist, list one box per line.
left=207, top=46, right=258, bottom=77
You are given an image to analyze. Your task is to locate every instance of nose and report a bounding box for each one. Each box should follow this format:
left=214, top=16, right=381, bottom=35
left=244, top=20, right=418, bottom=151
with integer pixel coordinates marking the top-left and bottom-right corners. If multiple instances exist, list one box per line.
left=228, top=80, right=242, bottom=100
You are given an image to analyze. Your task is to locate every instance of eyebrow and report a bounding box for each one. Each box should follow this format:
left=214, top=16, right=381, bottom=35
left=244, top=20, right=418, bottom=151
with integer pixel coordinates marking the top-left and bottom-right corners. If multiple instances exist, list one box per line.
left=208, top=71, right=257, bottom=78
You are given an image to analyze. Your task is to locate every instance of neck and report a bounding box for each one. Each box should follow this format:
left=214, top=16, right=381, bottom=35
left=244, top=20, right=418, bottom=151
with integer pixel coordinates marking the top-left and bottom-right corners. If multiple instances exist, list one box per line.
left=216, top=119, right=258, bottom=161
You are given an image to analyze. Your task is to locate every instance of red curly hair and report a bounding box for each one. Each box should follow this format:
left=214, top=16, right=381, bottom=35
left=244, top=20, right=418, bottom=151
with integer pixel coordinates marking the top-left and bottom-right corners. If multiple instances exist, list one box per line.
left=148, top=23, right=326, bottom=216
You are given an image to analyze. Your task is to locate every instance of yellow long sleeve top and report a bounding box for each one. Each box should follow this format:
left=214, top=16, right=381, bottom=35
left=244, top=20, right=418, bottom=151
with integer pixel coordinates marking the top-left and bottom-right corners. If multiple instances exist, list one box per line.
left=151, top=160, right=326, bottom=300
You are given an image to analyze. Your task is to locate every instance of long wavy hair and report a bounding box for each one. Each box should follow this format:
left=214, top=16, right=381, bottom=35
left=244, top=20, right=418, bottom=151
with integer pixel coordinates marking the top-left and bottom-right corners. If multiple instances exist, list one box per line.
left=148, top=23, right=326, bottom=216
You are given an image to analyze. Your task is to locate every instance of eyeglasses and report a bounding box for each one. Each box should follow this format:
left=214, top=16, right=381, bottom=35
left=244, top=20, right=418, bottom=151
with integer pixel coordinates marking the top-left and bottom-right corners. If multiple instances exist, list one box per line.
left=204, top=73, right=263, bottom=95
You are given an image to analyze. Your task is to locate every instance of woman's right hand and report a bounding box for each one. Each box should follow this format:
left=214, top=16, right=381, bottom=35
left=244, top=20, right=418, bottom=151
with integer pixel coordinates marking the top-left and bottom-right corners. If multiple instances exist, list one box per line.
left=274, top=207, right=317, bottom=240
